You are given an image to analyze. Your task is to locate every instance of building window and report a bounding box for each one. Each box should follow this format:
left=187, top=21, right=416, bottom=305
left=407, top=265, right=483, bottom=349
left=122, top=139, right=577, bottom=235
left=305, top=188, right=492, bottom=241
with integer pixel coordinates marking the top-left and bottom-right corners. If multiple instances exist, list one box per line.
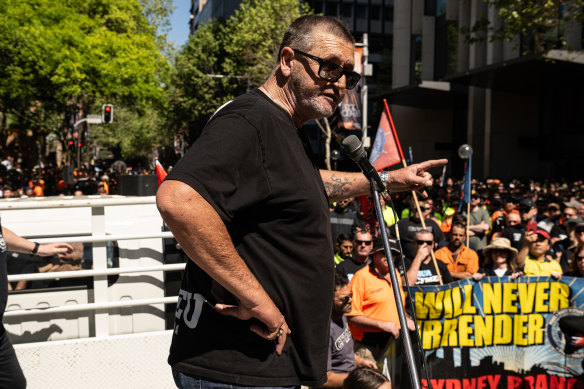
left=342, top=3, right=353, bottom=18
left=356, top=5, right=367, bottom=19
left=384, top=6, right=393, bottom=21
left=313, top=1, right=323, bottom=14
left=371, top=5, right=381, bottom=20
left=326, top=2, right=339, bottom=16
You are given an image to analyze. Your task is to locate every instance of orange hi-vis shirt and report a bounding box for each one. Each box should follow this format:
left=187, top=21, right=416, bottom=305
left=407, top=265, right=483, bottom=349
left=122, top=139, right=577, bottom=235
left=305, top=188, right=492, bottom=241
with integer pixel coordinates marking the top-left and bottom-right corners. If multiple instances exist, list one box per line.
left=347, top=264, right=405, bottom=342
left=435, top=245, right=479, bottom=274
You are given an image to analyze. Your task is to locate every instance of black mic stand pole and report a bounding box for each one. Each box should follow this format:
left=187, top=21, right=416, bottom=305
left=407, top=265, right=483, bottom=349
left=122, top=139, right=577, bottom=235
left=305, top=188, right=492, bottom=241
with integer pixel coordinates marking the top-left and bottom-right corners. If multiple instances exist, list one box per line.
left=370, top=179, right=422, bottom=389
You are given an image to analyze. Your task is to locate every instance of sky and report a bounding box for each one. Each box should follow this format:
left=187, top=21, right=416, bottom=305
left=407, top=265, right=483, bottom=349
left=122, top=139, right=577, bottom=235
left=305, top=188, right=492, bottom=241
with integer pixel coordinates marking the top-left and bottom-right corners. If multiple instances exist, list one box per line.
left=167, top=0, right=191, bottom=47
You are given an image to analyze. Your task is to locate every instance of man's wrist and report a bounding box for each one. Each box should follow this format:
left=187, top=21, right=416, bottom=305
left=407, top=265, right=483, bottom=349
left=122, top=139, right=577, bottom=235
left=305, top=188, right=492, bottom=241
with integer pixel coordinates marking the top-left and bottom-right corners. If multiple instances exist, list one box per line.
left=379, top=171, right=389, bottom=187
left=30, top=242, right=40, bottom=255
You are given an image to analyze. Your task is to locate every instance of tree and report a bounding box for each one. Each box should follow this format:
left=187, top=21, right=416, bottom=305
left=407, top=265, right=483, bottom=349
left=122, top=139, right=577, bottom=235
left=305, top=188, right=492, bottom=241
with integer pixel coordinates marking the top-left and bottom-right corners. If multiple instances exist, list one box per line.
left=463, top=0, right=584, bottom=54
left=0, top=0, right=171, bottom=167
left=170, top=0, right=311, bottom=143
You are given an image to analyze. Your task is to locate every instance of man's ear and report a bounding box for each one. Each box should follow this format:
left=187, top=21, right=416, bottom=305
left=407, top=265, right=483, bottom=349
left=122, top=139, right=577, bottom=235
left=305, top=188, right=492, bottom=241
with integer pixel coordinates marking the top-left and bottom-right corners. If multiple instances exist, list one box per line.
left=279, top=47, right=294, bottom=77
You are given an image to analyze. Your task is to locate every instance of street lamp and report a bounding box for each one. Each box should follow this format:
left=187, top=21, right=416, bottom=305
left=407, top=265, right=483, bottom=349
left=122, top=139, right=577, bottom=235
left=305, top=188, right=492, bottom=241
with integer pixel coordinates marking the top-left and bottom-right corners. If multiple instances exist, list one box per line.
left=458, top=144, right=473, bottom=159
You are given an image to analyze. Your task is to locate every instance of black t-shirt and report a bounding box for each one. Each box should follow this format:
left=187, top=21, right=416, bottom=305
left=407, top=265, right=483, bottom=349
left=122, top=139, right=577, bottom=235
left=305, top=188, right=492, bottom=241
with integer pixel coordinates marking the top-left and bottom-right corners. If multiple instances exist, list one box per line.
left=335, top=257, right=368, bottom=282
left=501, top=226, right=525, bottom=252
left=390, top=217, right=445, bottom=260
left=404, top=257, right=453, bottom=285
left=166, top=89, right=334, bottom=387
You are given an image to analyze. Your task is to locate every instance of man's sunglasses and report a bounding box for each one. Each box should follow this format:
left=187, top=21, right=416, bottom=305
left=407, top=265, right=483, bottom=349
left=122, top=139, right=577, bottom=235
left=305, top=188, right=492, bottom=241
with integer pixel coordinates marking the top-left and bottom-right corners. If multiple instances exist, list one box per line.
left=416, top=240, right=433, bottom=246
left=340, top=292, right=353, bottom=304
left=356, top=240, right=373, bottom=246
left=293, top=49, right=361, bottom=90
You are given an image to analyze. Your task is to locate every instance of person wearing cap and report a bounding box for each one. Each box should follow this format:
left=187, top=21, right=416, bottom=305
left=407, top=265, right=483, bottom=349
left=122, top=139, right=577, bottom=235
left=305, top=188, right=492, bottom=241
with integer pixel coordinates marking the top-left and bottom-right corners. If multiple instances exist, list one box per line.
left=319, top=273, right=377, bottom=388
left=406, top=229, right=452, bottom=285
left=346, top=237, right=415, bottom=362
left=518, top=197, right=538, bottom=225
left=537, top=202, right=562, bottom=237
left=516, top=229, right=562, bottom=278
left=490, top=195, right=518, bottom=231
left=472, top=238, right=522, bottom=280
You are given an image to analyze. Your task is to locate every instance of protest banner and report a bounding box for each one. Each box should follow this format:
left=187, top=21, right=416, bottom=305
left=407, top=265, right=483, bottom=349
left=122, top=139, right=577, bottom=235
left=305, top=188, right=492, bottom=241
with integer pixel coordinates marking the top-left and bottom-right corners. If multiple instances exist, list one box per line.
left=408, top=277, right=584, bottom=389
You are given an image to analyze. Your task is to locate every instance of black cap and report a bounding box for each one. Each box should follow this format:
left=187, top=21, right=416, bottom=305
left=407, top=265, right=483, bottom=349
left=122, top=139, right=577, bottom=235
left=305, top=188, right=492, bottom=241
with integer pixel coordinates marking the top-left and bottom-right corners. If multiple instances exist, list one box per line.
left=372, top=237, right=401, bottom=255
left=519, top=198, right=535, bottom=208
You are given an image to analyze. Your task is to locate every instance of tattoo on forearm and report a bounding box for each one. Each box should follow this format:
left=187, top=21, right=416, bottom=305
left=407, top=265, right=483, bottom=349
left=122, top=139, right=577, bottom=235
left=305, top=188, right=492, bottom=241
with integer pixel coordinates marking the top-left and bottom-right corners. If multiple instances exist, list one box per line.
left=324, top=174, right=353, bottom=200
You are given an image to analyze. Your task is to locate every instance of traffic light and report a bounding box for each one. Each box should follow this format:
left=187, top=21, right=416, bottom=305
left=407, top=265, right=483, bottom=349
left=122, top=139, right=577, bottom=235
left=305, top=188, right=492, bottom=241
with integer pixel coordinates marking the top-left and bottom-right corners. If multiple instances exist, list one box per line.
left=102, top=104, right=114, bottom=123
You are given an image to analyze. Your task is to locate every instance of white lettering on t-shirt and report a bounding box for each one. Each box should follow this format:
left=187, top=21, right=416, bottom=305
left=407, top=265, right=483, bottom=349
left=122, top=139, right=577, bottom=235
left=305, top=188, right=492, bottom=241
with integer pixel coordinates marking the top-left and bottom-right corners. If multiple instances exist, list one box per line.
left=176, top=289, right=206, bottom=330
left=334, top=325, right=353, bottom=351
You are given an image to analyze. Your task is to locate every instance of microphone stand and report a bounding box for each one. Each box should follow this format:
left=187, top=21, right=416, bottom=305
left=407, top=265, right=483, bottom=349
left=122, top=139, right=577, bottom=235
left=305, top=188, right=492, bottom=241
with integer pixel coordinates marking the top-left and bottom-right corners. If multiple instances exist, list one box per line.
left=370, top=180, right=422, bottom=389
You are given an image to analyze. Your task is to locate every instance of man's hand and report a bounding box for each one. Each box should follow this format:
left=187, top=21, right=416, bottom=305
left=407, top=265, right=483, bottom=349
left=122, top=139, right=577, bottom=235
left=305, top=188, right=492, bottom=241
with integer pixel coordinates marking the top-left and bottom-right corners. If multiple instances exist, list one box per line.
left=414, top=245, right=432, bottom=262
left=472, top=273, right=485, bottom=281
left=406, top=317, right=416, bottom=331
left=355, top=354, right=377, bottom=369
left=379, top=321, right=400, bottom=338
left=523, top=230, right=538, bottom=246
left=37, top=243, right=74, bottom=257
left=215, top=301, right=291, bottom=355
left=386, top=159, right=448, bottom=197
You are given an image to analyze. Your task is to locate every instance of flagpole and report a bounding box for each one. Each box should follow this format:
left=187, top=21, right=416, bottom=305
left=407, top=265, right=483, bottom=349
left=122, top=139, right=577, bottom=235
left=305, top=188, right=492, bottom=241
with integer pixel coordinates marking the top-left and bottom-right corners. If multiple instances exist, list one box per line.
left=383, top=101, right=443, bottom=286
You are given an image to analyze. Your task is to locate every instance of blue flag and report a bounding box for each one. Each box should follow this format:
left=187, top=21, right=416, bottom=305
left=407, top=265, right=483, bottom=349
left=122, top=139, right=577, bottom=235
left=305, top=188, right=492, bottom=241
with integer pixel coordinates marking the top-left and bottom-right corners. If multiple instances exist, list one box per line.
left=459, top=156, right=472, bottom=212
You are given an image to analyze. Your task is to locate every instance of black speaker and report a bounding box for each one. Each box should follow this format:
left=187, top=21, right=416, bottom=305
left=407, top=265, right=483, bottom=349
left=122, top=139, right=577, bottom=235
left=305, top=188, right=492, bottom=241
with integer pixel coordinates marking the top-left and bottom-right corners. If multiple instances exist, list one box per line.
left=63, top=165, right=75, bottom=184
left=117, top=175, right=158, bottom=196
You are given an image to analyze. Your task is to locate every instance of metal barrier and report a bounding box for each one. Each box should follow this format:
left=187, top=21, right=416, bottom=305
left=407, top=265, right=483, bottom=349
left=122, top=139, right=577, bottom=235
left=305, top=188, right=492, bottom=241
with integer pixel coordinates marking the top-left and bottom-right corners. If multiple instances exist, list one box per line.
left=2, top=195, right=179, bottom=338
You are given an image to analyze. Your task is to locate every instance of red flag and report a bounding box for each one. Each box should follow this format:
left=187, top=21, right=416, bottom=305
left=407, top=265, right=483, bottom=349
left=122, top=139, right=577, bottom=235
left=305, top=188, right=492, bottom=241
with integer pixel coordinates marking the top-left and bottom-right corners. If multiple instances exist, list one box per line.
left=368, top=105, right=402, bottom=171
left=155, top=160, right=167, bottom=186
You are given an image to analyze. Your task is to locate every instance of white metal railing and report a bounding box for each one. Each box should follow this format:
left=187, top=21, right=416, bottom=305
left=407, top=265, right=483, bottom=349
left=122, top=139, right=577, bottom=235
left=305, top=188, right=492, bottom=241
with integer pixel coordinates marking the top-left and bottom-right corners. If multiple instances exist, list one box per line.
left=7, top=262, right=185, bottom=283
left=3, top=196, right=183, bottom=337
left=5, top=297, right=181, bottom=317
left=0, top=195, right=156, bottom=210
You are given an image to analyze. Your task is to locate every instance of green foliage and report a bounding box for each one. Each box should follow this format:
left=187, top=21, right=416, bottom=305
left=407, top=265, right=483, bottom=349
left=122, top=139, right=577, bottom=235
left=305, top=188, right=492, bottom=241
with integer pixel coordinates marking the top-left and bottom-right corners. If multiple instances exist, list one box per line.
left=170, top=0, right=311, bottom=142
left=462, top=0, right=584, bottom=54
left=0, top=0, right=171, bottom=165
left=92, top=105, right=168, bottom=162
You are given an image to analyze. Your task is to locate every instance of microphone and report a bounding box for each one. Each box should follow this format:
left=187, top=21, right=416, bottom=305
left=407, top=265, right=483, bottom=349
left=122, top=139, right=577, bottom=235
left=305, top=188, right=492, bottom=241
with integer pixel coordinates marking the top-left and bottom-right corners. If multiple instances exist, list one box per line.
left=341, top=135, right=388, bottom=198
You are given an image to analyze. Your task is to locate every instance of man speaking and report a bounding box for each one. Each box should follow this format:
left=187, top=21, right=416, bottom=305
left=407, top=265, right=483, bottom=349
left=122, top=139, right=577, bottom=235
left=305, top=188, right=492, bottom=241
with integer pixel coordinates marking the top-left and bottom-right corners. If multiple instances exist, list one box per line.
left=157, top=15, right=446, bottom=389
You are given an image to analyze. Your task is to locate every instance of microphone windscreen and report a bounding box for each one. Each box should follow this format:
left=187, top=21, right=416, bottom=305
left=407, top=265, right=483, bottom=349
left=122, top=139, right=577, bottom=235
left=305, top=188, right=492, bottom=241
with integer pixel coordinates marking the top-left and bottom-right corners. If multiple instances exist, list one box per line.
left=341, top=135, right=366, bottom=161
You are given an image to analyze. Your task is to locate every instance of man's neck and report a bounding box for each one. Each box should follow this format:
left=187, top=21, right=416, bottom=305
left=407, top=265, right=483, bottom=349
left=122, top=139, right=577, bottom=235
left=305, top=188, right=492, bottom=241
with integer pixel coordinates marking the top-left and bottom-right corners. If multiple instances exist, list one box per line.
left=448, top=243, right=463, bottom=254
left=531, top=252, right=546, bottom=262
left=353, top=255, right=368, bottom=264
left=331, top=312, right=343, bottom=322
left=260, top=78, right=303, bottom=128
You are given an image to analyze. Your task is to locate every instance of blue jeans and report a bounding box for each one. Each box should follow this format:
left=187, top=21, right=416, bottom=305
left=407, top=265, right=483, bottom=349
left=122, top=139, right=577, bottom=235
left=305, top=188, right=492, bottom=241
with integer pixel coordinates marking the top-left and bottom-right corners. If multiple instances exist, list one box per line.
left=172, top=370, right=300, bottom=389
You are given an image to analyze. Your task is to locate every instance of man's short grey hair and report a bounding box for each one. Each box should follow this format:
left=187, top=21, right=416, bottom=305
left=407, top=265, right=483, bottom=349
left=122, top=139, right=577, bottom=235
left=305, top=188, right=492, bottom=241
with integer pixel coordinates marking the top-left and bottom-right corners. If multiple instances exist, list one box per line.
left=415, top=229, right=434, bottom=240
left=278, top=15, right=354, bottom=60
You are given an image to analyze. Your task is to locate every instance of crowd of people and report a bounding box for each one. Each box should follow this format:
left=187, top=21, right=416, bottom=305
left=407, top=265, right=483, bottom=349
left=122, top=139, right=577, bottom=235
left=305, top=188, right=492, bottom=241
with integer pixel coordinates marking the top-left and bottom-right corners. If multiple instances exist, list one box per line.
left=324, top=177, right=584, bottom=387
left=0, top=155, right=157, bottom=198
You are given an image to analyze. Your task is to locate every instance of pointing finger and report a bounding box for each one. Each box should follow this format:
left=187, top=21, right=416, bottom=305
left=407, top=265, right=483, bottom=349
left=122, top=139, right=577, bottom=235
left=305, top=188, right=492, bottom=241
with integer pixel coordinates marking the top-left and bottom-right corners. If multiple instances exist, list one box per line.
left=414, top=159, right=448, bottom=172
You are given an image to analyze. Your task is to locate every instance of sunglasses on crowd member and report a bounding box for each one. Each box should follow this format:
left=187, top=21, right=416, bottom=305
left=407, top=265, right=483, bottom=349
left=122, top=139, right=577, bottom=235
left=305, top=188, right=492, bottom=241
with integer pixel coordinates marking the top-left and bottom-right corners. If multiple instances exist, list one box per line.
left=292, top=49, right=361, bottom=90
left=575, top=229, right=584, bottom=235
left=355, top=239, right=373, bottom=246
left=415, top=240, right=433, bottom=246
left=575, top=255, right=584, bottom=262
left=340, top=292, right=353, bottom=304
left=491, top=249, right=509, bottom=256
